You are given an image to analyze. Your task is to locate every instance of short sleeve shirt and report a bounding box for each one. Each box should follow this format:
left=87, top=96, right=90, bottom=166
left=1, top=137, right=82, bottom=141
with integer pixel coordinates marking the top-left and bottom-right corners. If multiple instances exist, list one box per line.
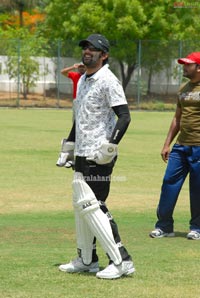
left=176, top=81, right=200, bottom=145
left=68, top=72, right=82, bottom=99
left=74, top=64, right=127, bottom=156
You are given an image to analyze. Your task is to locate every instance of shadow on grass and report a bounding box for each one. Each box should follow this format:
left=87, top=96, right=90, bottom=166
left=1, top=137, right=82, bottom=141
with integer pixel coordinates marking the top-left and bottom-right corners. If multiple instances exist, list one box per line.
left=174, top=231, right=188, bottom=238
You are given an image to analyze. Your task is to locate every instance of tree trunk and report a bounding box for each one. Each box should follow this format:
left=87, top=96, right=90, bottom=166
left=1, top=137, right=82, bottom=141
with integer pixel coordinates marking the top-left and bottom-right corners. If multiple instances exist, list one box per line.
left=147, top=67, right=153, bottom=96
left=16, top=0, right=25, bottom=27
left=119, top=61, right=137, bottom=92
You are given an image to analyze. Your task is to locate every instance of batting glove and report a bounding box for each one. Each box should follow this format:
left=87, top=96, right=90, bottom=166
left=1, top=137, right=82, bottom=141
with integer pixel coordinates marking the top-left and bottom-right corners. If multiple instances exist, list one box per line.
left=56, top=139, right=75, bottom=168
left=87, top=143, right=118, bottom=165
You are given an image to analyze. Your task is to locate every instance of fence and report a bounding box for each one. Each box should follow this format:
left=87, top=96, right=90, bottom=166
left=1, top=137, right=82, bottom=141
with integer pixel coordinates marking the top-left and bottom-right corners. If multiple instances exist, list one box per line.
left=0, top=39, right=200, bottom=109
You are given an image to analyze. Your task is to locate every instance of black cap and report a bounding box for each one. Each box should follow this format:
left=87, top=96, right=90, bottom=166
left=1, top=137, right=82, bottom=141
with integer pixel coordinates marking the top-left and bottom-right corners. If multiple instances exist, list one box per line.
left=79, top=34, right=110, bottom=52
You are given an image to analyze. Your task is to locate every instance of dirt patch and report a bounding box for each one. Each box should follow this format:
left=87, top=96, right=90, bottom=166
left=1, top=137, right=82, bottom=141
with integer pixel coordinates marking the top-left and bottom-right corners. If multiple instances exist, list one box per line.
left=0, top=92, right=73, bottom=108
left=0, top=91, right=176, bottom=110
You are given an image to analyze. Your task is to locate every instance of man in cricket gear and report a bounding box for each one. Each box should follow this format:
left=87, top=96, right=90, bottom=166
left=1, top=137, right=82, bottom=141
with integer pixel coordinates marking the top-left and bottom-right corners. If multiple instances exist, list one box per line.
left=58, top=34, right=135, bottom=279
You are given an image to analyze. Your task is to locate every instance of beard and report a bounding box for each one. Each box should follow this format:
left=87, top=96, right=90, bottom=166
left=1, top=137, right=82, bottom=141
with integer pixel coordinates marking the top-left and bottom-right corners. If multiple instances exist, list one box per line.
left=82, top=52, right=102, bottom=68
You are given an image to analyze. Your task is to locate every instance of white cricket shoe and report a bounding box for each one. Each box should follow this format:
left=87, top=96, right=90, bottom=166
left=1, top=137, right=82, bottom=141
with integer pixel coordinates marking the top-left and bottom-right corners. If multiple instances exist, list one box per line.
left=59, top=257, right=99, bottom=273
left=96, top=260, right=135, bottom=279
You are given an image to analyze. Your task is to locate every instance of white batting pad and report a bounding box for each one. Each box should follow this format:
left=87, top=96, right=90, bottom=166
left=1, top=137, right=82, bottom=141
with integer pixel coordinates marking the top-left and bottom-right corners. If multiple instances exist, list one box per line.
left=72, top=172, right=122, bottom=265
left=73, top=206, right=94, bottom=265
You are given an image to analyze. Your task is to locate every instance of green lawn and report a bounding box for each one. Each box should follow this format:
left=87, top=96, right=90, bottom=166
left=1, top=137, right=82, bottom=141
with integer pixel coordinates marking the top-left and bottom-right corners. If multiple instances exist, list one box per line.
left=0, top=109, right=199, bottom=298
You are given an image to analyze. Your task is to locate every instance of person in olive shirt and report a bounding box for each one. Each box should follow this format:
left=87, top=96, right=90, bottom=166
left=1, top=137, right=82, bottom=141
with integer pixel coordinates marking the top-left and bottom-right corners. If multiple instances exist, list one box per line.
left=150, top=52, right=200, bottom=240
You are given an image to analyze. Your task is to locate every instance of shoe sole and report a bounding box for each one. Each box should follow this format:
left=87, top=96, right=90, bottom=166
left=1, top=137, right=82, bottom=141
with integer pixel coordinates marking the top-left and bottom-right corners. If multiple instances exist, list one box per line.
left=96, top=267, right=135, bottom=279
left=89, top=268, right=100, bottom=273
left=59, top=267, right=99, bottom=273
left=187, top=236, right=200, bottom=240
left=149, top=232, right=175, bottom=238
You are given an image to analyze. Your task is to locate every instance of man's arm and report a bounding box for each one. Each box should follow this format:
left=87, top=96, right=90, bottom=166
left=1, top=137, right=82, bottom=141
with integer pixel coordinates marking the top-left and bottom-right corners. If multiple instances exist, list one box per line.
left=161, top=105, right=181, bottom=162
left=86, top=105, right=131, bottom=165
left=67, top=121, right=76, bottom=142
left=61, top=63, right=81, bottom=77
left=110, top=104, right=131, bottom=144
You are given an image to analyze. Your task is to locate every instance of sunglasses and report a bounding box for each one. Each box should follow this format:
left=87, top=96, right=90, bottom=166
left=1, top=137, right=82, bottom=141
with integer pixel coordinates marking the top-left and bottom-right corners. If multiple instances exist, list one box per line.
left=82, top=45, right=102, bottom=52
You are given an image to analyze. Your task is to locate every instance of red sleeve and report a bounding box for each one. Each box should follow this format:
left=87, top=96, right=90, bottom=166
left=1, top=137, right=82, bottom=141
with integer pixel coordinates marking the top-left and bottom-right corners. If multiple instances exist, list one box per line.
left=67, top=72, right=81, bottom=99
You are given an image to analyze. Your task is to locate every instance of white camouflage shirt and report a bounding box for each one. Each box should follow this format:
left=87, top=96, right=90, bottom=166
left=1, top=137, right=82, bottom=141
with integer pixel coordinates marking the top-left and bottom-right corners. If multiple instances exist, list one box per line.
left=74, top=64, right=127, bottom=157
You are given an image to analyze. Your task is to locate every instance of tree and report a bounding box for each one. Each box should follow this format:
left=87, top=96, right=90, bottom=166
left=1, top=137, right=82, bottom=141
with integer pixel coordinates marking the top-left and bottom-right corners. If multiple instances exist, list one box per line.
left=44, top=0, right=200, bottom=93
left=4, top=27, right=49, bottom=99
left=44, top=0, right=146, bottom=91
left=139, top=0, right=200, bottom=94
left=0, top=1, right=50, bottom=100
left=0, top=0, right=48, bottom=27
left=7, top=53, right=40, bottom=99
left=3, top=10, right=45, bottom=32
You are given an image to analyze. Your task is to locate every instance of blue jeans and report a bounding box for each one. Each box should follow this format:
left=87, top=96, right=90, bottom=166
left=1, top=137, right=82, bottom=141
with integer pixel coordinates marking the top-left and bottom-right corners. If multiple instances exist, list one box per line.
left=155, top=144, right=200, bottom=233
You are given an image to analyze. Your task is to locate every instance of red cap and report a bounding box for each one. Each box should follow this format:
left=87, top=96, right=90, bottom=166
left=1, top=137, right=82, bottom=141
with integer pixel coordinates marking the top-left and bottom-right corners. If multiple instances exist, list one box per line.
left=178, top=52, right=200, bottom=64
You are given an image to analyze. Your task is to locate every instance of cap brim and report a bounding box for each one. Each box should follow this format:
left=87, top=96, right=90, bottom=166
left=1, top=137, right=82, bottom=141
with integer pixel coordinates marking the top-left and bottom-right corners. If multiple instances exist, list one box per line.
left=79, top=39, right=102, bottom=50
left=178, top=58, right=196, bottom=64
left=79, top=39, right=88, bottom=47
left=79, top=38, right=109, bottom=52
left=79, top=39, right=99, bottom=49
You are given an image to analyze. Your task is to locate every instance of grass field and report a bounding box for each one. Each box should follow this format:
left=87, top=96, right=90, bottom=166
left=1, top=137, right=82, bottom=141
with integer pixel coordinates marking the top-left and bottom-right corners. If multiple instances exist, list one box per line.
left=1, top=108, right=199, bottom=298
